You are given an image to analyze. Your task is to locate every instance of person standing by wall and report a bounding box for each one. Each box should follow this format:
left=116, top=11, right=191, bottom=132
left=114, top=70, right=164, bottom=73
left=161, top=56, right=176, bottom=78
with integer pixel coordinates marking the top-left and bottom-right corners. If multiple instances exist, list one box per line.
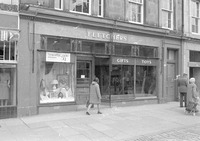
left=0, top=68, right=10, bottom=106
left=177, top=73, right=188, bottom=107
left=86, top=77, right=102, bottom=115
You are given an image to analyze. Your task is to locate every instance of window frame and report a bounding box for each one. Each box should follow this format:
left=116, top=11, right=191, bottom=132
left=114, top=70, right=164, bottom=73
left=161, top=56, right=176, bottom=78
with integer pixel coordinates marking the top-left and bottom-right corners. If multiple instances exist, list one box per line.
left=161, top=0, right=173, bottom=30
left=128, top=0, right=144, bottom=24
left=76, top=60, right=91, bottom=87
left=70, top=0, right=92, bottom=15
left=0, top=0, right=18, bottom=5
left=191, top=0, right=200, bottom=34
left=97, top=0, right=104, bottom=17
left=54, top=0, right=64, bottom=10
left=0, top=31, right=18, bottom=62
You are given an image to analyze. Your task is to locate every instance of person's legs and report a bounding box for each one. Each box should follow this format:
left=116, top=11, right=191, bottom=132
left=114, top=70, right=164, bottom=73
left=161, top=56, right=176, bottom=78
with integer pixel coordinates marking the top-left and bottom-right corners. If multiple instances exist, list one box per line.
left=184, top=93, right=187, bottom=107
left=86, top=104, right=92, bottom=115
left=97, top=104, right=102, bottom=114
left=180, top=93, right=183, bottom=107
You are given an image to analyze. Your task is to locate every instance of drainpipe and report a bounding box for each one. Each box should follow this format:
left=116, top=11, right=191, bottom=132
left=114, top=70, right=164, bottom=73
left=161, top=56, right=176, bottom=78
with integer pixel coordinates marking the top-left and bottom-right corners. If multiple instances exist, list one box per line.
left=32, top=11, right=38, bottom=73
left=181, top=0, right=184, bottom=75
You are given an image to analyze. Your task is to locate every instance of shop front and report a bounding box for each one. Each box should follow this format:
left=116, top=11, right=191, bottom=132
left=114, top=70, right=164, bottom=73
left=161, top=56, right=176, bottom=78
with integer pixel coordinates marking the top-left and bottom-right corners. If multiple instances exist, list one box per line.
left=24, top=21, right=164, bottom=114
left=0, top=30, right=18, bottom=119
left=100, top=49, right=158, bottom=103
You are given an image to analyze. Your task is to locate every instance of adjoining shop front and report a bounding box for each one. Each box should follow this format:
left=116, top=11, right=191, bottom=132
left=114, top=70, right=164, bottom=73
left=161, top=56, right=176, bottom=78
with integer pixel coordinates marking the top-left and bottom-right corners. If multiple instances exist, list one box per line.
left=0, top=7, right=19, bottom=119
left=27, top=22, right=163, bottom=114
left=0, top=30, right=19, bottom=119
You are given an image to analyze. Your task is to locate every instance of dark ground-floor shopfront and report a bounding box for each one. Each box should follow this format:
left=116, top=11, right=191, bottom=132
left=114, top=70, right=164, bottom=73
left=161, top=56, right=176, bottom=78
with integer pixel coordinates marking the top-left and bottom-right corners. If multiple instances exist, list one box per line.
left=36, top=35, right=159, bottom=114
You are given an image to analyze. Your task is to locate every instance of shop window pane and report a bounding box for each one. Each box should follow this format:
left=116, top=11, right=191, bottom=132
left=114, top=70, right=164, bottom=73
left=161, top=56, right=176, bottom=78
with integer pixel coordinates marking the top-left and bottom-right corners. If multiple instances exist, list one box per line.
left=136, top=66, right=156, bottom=97
left=138, top=46, right=157, bottom=58
left=94, top=43, right=106, bottom=54
left=39, top=53, right=75, bottom=103
left=0, top=67, right=16, bottom=106
left=81, top=41, right=93, bottom=53
left=123, top=45, right=131, bottom=55
left=47, top=37, right=71, bottom=52
left=114, top=44, right=131, bottom=56
left=115, top=44, right=122, bottom=55
left=0, top=41, right=16, bottom=61
left=190, top=51, right=200, bottom=62
left=111, top=65, right=134, bottom=95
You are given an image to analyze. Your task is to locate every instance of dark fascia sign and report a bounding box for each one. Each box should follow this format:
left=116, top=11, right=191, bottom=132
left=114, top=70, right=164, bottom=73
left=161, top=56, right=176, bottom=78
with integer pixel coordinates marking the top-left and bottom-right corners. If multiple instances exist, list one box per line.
left=112, top=57, right=157, bottom=66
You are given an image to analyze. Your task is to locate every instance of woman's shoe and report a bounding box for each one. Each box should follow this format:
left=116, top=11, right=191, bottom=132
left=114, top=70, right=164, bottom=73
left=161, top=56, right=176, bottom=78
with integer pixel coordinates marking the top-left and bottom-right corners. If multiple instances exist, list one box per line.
left=86, top=112, right=90, bottom=115
left=97, top=111, right=102, bottom=114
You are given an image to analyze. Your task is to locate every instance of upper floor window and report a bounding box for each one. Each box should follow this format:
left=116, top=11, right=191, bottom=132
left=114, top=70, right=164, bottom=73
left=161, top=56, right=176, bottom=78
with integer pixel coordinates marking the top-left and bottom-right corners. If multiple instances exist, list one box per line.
left=191, top=0, right=200, bottom=33
left=70, top=0, right=91, bottom=15
left=98, top=0, right=104, bottom=17
left=161, top=0, right=173, bottom=29
left=0, top=0, right=18, bottom=5
left=54, top=0, right=63, bottom=10
left=128, top=0, right=143, bottom=24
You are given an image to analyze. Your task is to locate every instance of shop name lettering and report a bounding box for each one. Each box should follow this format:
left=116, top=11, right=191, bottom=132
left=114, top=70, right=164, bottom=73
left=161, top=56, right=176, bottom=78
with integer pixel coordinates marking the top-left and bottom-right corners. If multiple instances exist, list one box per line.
left=117, top=59, right=129, bottom=63
left=87, top=31, right=127, bottom=41
left=142, top=60, right=152, bottom=64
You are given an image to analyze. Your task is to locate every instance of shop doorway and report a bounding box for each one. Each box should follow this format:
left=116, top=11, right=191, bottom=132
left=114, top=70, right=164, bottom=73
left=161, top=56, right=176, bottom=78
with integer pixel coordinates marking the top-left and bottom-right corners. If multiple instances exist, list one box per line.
left=166, top=63, right=176, bottom=101
left=95, top=57, right=110, bottom=101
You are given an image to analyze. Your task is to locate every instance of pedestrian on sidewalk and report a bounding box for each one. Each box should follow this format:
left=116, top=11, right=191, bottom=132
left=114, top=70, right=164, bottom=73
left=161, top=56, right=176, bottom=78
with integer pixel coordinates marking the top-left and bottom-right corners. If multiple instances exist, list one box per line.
left=177, top=73, right=188, bottom=107
left=86, top=77, right=102, bottom=115
left=185, top=78, right=199, bottom=115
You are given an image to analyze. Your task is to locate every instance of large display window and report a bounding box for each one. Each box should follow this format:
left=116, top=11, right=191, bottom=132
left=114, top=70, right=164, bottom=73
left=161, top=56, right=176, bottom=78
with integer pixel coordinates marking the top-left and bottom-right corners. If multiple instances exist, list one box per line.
left=135, top=66, right=156, bottom=96
left=111, top=57, right=157, bottom=97
left=0, top=66, right=16, bottom=106
left=38, top=52, right=75, bottom=104
left=111, top=65, right=134, bottom=95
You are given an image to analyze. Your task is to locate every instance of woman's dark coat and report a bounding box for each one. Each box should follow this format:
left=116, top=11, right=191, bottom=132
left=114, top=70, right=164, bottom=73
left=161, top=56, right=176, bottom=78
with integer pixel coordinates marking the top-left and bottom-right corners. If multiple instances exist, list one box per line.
left=89, top=81, right=101, bottom=104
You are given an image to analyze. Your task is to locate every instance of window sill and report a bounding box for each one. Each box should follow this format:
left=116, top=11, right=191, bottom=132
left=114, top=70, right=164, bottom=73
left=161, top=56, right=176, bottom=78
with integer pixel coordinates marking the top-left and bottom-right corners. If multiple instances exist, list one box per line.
left=69, top=10, right=91, bottom=16
left=135, top=96, right=157, bottom=100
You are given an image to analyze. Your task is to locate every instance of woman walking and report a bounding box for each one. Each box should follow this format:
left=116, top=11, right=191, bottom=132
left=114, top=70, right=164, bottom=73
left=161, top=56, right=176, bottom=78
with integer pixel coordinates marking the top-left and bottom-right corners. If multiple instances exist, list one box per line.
left=86, top=77, right=102, bottom=115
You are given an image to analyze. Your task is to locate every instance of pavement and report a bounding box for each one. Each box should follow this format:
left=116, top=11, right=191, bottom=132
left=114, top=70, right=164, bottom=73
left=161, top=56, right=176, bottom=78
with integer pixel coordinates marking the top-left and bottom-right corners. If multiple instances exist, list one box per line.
left=0, top=102, right=200, bottom=141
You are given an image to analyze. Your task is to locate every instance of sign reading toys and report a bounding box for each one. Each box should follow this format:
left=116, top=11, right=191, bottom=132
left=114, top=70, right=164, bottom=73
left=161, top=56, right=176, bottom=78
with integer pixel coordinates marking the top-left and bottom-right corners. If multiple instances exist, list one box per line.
left=46, top=52, right=70, bottom=63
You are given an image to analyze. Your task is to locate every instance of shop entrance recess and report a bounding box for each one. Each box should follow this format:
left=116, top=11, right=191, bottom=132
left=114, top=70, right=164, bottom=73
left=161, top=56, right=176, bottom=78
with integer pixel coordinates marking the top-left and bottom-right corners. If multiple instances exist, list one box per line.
left=94, top=57, right=110, bottom=102
left=166, top=49, right=178, bottom=102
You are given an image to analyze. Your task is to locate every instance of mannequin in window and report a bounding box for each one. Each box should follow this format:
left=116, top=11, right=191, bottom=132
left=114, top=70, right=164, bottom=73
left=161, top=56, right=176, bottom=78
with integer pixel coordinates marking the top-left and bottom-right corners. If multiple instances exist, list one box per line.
left=0, top=68, right=10, bottom=106
left=51, top=79, right=59, bottom=98
left=40, top=79, right=50, bottom=101
left=59, top=85, right=72, bottom=98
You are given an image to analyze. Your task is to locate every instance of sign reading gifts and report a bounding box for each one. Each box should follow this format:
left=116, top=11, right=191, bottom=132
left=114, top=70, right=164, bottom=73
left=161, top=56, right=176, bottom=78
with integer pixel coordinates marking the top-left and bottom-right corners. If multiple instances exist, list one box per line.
left=46, top=52, right=70, bottom=63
